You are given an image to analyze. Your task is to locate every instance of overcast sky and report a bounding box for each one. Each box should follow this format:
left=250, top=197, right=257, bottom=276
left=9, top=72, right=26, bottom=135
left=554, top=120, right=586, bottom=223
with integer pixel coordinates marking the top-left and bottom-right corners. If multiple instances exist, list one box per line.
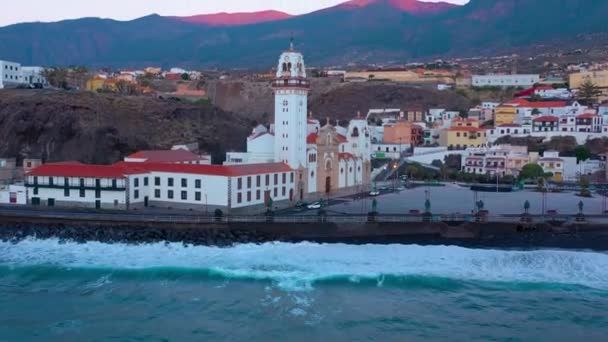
left=0, top=0, right=469, bottom=27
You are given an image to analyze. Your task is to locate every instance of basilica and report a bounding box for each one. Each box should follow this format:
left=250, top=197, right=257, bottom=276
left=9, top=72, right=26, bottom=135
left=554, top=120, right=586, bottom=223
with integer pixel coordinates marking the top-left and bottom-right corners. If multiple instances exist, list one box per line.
left=225, top=41, right=372, bottom=200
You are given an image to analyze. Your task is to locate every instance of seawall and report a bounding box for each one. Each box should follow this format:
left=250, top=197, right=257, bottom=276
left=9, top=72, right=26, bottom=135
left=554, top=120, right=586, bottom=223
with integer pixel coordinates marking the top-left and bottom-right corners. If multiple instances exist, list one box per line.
left=2, top=210, right=608, bottom=250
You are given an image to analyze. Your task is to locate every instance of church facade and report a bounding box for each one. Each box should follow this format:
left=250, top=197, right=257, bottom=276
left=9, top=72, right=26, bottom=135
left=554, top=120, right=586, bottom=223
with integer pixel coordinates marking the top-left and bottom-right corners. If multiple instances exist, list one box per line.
left=225, top=41, right=372, bottom=200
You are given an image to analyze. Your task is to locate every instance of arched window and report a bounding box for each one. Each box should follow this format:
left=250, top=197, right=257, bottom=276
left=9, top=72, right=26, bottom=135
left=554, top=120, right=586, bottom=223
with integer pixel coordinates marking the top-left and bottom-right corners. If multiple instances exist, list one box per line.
left=351, top=127, right=360, bottom=137
left=282, top=63, right=288, bottom=72
left=287, top=63, right=292, bottom=72
left=311, top=171, right=315, bottom=178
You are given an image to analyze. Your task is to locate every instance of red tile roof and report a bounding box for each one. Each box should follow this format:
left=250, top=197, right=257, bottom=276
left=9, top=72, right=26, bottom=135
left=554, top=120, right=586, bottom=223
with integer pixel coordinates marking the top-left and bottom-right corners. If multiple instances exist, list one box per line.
left=533, top=116, right=559, bottom=122
left=339, top=153, right=356, bottom=160
left=126, top=149, right=208, bottom=163
left=29, top=163, right=147, bottom=179
left=576, top=113, right=600, bottom=119
left=307, top=133, right=318, bottom=144
left=115, top=162, right=292, bottom=177
left=307, top=132, right=347, bottom=144
left=504, top=98, right=567, bottom=108
left=446, top=127, right=485, bottom=132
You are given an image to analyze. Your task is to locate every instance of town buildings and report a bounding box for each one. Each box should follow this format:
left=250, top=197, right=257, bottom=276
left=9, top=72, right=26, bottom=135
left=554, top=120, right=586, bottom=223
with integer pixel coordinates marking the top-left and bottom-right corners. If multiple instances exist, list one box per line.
left=0, top=60, right=46, bottom=88
left=462, top=145, right=535, bottom=177
left=439, top=118, right=487, bottom=150
left=225, top=41, right=371, bottom=199
left=472, top=74, right=540, bottom=88
left=570, top=70, right=608, bottom=102
left=25, top=161, right=295, bottom=212
left=124, top=148, right=211, bottom=165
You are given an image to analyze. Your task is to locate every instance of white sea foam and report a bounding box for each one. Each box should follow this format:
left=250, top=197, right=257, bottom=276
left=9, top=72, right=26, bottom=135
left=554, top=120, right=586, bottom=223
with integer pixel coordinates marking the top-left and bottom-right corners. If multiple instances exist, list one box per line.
left=1, top=239, right=608, bottom=290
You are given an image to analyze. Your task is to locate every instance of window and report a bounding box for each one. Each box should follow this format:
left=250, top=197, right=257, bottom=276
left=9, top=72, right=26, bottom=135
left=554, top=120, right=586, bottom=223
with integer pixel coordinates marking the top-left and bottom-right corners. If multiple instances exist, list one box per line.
left=49, top=177, right=54, bottom=186
left=181, top=178, right=187, bottom=187
left=64, top=188, right=70, bottom=197
left=237, top=193, right=242, bottom=204
left=134, top=190, right=140, bottom=199
left=195, top=179, right=201, bottom=189
left=256, top=190, right=261, bottom=201
left=456, top=133, right=461, bottom=137
left=80, top=189, right=85, bottom=198
left=144, top=177, right=149, bottom=186
left=181, top=191, right=187, bottom=200
left=238, top=178, right=243, bottom=190
left=256, top=176, right=261, bottom=187
left=33, top=176, right=38, bottom=185
left=168, top=190, right=174, bottom=199
left=290, top=173, right=294, bottom=183
left=195, top=192, right=201, bottom=201
left=168, top=178, right=174, bottom=187
left=282, top=173, right=287, bottom=184
left=282, top=187, right=286, bottom=196
left=155, top=177, right=161, bottom=186
left=265, top=175, right=270, bottom=186
left=134, top=178, right=139, bottom=187
left=155, top=189, right=161, bottom=198
left=33, top=187, right=39, bottom=195
left=274, top=174, right=278, bottom=185
left=274, top=188, right=278, bottom=197
left=247, top=177, right=252, bottom=189
left=112, top=179, right=117, bottom=188
left=247, top=192, right=251, bottom=202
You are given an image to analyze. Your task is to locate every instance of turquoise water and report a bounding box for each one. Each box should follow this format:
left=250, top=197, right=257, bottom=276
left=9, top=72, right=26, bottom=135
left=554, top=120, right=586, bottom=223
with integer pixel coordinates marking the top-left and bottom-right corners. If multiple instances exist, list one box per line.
left=2, top=240, right=608, bottom=341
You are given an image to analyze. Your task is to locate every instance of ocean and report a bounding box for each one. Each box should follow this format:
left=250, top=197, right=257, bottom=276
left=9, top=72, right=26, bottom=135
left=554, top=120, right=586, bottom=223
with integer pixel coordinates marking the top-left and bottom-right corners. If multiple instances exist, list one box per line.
left=1, top=240, right=608, bottom=341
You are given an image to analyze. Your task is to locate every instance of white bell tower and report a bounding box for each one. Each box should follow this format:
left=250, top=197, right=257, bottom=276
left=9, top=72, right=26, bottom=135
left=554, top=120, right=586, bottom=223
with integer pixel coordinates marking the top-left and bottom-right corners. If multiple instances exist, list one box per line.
left=273, top=39, right=309, bottom=170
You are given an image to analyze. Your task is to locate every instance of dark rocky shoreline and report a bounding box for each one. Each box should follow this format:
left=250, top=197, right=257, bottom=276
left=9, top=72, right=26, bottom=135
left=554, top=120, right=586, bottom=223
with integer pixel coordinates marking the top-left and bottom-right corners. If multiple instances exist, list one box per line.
left=2, top=218, right=608, bottom=251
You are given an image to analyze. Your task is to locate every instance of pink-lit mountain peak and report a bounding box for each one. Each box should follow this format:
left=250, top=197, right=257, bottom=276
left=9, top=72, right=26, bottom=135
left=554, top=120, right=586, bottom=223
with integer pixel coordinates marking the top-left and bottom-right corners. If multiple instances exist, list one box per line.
left=174, top=10, right=292, bottom=27
left=340, top=0, right=458, bottom=14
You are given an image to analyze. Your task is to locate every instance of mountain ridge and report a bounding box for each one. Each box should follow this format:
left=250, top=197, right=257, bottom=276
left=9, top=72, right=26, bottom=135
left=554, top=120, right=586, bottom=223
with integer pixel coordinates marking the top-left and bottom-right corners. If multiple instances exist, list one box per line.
left=0, top=0, right=607, bottom=68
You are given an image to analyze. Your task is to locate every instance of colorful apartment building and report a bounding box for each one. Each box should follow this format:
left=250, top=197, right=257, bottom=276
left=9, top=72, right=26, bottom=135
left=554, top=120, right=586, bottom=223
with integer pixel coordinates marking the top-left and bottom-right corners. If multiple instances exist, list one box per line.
left=495, top=106, right=518, bottom=126
left=383, top=121, right=413, bottom=145
left=570, top=70, right=608, bottom=102
left=440, top=118, right=487, bottom=149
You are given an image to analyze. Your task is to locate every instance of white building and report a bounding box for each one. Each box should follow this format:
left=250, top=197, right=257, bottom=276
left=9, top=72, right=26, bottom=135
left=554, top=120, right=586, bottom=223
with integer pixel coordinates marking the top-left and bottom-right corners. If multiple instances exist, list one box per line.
left=225, top=40, right=372, bottom=198
left=25, top=161, right=295, bottom=212
left=125, top=149, right=211, bottom=165
left=0, top=60, right=46, bottom=88
left=0, top=60, right=23, bottom=88
left=0, top=184, right=26, bottom=205
left=472, top=74, right=540, bottom=88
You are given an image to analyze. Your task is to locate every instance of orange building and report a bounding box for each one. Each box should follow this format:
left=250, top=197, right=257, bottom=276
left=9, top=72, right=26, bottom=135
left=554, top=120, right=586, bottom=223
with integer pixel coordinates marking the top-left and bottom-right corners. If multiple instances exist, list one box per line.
left=384, top=121, right=412, bottom=144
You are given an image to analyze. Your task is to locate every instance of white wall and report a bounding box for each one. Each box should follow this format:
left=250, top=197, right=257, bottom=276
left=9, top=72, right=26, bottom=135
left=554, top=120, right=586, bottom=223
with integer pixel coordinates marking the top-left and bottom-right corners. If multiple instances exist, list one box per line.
left=472, top=74, right=540, bottom=88
left=0, top=185, right=27, bottom=205
left=146, top=172, right=228, bottom=208
left=0, top=60, right=23, bottom=88
left=230, top=171, right=294, bottom=208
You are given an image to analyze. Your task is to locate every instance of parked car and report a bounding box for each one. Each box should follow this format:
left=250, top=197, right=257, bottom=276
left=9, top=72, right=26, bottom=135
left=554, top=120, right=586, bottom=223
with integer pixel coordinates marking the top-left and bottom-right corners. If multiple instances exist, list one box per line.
left=307, top=202, right=322, bottom=209
left=369, top=190, right=380, bottom=196
left=295, top=201, right=308, bottom=209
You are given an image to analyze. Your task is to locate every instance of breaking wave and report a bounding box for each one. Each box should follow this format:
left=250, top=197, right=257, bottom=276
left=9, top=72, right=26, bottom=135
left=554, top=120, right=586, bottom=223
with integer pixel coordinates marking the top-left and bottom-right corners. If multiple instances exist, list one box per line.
left=1, top=239, right=608, bottom=291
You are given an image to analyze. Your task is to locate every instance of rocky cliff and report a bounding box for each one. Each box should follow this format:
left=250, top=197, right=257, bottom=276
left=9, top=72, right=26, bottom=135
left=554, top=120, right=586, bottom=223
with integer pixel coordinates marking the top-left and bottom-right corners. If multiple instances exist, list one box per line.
left=0, top=90, right=252, bottom=164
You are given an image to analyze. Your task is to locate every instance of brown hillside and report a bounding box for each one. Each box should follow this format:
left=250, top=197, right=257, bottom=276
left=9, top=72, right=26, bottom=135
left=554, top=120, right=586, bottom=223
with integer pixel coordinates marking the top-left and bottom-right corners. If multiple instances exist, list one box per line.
left=0, top=89, right=251, bottom=164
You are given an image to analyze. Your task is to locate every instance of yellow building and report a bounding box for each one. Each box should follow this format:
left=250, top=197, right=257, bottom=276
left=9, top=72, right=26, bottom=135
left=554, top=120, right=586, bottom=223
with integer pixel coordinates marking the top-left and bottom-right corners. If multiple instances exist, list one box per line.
left=85, top=76, right=106, bottom=92
left=440, top=118, right=487, bottom=149
left=569, top=70, right=608, bottom=102
left=494, top=106, right=518, bottom=126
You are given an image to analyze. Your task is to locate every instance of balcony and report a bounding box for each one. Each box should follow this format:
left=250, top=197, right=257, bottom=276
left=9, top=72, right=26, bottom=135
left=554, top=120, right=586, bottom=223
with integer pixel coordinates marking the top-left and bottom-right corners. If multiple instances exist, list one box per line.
left=272, top=79, right=310, bottom=89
